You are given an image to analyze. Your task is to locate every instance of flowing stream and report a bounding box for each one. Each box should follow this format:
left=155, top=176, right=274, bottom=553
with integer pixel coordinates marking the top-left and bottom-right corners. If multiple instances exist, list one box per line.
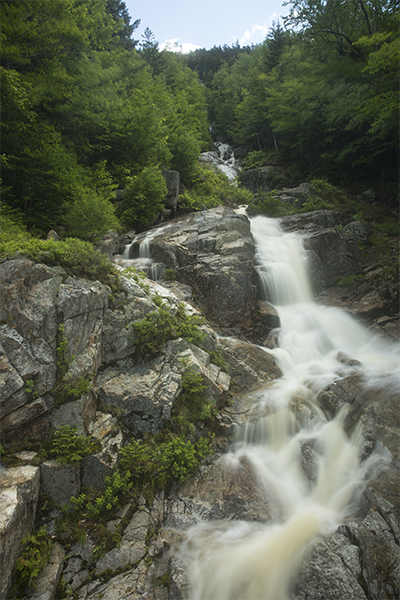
left=176, top=215, right=399, bottom=600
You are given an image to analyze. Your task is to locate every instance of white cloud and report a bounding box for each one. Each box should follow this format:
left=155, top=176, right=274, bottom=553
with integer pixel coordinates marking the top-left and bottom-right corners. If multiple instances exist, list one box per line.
left=238, top=13, right=282, bottom=46
left=160, top=38, right=201, bottom=54
left=238, top=23, right=269, bottom=46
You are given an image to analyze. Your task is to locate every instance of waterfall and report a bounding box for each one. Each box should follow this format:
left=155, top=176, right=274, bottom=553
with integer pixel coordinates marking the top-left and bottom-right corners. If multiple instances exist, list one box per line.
left=176, top=215, right=399, bottom=600
left=115, top=231, right=159, bottom=280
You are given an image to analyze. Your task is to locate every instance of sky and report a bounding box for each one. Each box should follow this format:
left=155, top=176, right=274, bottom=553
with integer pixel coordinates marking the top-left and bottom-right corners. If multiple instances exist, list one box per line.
left=123, top=0, right=291, bottom=53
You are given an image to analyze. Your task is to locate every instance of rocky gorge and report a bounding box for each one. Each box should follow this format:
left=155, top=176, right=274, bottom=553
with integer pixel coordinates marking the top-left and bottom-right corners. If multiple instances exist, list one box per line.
left=0, top=177, right=399, bottom=600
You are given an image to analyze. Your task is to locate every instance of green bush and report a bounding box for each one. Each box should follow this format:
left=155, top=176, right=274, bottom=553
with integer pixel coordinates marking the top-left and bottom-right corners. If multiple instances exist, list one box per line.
left=68, top=470, right=134, bottom=520
left=242, top=150, right=267, bottom=170
left=117, top=165, right=168, bottom=230
left=247, top=190, right=291, bottom=217
left=336, top=274, right=363, bottom=287
left=0, top=230, right=120, bottom=287
left=133, top=303, right=205, bottom=354
left=171, top=366, right=215, bottom=434
left=50, top=424, right=93, bottom=464
left=179, top=164, right=252, bottom=211
left=64, top=188, right=119, bottom=242
left=119, top=432, right=212, bottom=495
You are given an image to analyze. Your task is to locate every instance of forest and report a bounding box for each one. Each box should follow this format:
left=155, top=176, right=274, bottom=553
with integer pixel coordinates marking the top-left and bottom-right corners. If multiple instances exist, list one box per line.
left=0, top=0, right=398, bottom=241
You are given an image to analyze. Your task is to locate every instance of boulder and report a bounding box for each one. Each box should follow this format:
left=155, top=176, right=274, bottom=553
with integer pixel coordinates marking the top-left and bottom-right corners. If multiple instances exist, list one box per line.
left=0, top=260, right=61, bottom=422
left=40, top=460, right=81, bottom=506
left=81, top=412, right=123, bottom=490
left=95, top=231, right=120, bottom=260
left=219, top=336, right=282, bottom=392
left=239, top=166, right=286, bottom=193
left=162, top=170, right=180, bottom=213
left=149, top=207, right=257, bottom=327
left=164, top=455, right=278, bottom=530
left=49, top=391, right=97, bottom=437
left=0, top=465, right=40, bottom=599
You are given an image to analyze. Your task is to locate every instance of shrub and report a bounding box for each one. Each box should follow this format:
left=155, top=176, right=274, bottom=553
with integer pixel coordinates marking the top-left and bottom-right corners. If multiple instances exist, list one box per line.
left=119, top=432, right=213, bottom=495
left=50, top=424, right=93, bottom=464
left=0, top=233, right=120, bottom=289
left=242, top=150, right=267, bottom=170
left=117, top=165, right=168, bottom=230
left=178, top=164, right=252, bottom=211
left=64, top=188, right=119, bottom=242
left=247, top=190, right=291, bottom=217
left=133, top=303, right=205, bottom=354
left=171, top=366, right=215, bottom=434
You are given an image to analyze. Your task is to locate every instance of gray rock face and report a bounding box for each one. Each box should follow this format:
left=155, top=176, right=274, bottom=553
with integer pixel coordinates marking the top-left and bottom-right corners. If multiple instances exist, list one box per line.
left=146, top=207, right=257, bottom=327
left=0, top=465, right=40, bottom=598
left=96, top=338, right=230, bottom=434
left=239, top=166, right=286, bottom=193
left=280, top=211, right=363, bottom=291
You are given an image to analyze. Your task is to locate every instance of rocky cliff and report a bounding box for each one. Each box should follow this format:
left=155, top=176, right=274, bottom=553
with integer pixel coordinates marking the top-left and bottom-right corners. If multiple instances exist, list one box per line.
left=0, top=204, right=398, bottom=600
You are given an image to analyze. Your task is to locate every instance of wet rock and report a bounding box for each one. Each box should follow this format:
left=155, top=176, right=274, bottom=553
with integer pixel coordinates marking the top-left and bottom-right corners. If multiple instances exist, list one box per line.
left=357, top=507, right=399, bottom=599
left=280, top=210, right=353, bottom=234
left=317, top=374, right=364, bottom=419
left=220, top=336, right=282, bottom=392
left=146, top=208, right=257, bottom=327
left=164, top=455, right=278, bottom=529
left=294, top=530, right=368, bottom=600
left=95, top=231, right=120, bottom=260
left=0, top=465, right=40, bottom=598
left=300, top=439, right=319, bottom=482
left=239, top=166, right=286, bottom=193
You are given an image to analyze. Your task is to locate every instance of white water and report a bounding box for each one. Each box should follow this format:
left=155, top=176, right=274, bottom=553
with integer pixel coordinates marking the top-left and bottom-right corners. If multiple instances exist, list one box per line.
left=115, top=231, right=159, bottom=279
left=176, top=215, right=399, bottom=600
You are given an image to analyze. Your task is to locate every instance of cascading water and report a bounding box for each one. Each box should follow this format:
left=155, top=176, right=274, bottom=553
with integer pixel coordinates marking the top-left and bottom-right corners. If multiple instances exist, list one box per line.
left=175, top=215, right=399, bottom=600
left=115, top=231, right=160, bottom=280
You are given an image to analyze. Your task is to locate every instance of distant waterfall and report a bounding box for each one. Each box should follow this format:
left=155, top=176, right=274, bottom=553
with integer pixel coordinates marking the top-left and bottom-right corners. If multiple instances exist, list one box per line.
left=177, top=215, right=399, bottom=600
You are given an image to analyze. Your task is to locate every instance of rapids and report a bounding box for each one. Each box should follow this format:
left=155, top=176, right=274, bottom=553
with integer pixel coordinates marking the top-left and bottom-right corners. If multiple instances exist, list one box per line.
left=175, top=215, right=399, bottom=600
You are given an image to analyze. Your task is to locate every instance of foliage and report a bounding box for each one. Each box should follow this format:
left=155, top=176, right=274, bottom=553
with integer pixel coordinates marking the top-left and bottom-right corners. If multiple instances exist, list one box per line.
left=133, top=303, right=205, bottom=355
left=164, top=268, right=177, bottom=281
left=14, top=527, right=53, bottom=590
left=242, top=150, right=268, bottom=170
left=1, top=2, right=211, bottom=236
left=171, top=366, right=216, bottom=434
left=68, top=470, right=134, bottom=519
left=247, top=191, right=293, bottom=218
left=50, top=424, right=93, bottom=464
left=336, top=274, right=363, bottom=287
left=178, top=164, right=252, bottom=211
left=119, top=431, right=213, bottom=496
left=0, top=231, right=120, bottom=289
left=117, top=165, right=168, bottom=230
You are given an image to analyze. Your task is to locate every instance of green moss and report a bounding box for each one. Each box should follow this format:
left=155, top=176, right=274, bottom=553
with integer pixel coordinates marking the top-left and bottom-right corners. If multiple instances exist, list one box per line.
left=335, top=274, right=363, bottom=287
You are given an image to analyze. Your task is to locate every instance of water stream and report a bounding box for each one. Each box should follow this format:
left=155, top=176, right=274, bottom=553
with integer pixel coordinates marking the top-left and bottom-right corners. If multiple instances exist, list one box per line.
left=176, top=215, right=399, bottom=600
